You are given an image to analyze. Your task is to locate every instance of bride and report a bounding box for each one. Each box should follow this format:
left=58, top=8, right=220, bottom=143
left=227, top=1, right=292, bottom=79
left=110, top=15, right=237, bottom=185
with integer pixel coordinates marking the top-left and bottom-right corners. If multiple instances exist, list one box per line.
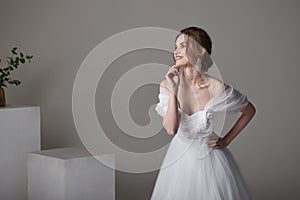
left=150, top=27, right=256, bottom=200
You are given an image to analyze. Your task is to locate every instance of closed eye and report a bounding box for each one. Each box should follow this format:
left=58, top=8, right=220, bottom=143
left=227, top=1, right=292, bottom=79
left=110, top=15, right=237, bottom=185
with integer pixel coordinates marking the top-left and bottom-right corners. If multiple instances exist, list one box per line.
left=175, top=42, right=187, bottom=49
left=175, top=44, right=186, bottom=50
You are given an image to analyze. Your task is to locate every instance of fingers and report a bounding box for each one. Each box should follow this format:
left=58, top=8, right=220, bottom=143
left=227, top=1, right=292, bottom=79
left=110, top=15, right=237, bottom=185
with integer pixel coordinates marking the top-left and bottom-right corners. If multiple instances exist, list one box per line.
left=213, top=141, right=224, bottom=149
left=207, top=139, right=218, bottom=145
left=207, top=143, right=217, bottom=148
left=170, top=65, right=177, bottom=71
left=212, top=139, right=225, bottom=149
left=207, top=137, right=222, bottom=148
left=167, top=65, right=179, bottom=76
left=172, top=65, right=179, bottom=74
left=171, top=64, right=180, bottom=72
left=208, top=143, right=218, bottom=148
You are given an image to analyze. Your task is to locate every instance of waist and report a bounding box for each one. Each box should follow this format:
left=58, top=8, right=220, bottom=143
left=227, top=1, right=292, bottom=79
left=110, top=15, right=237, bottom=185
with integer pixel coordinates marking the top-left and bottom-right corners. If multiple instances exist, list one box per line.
left=177, top=129, right=212, bottom=142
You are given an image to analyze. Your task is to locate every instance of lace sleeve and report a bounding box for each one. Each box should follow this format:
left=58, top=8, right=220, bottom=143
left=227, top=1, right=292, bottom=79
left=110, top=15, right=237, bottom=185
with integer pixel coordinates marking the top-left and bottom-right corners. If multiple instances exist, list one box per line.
left=155, top=86, right=170, bottom=117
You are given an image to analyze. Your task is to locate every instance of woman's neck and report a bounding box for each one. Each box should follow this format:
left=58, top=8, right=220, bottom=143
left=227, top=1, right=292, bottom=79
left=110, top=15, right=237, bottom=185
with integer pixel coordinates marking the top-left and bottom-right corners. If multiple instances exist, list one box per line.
left=181, top=64, right=208, bottom=88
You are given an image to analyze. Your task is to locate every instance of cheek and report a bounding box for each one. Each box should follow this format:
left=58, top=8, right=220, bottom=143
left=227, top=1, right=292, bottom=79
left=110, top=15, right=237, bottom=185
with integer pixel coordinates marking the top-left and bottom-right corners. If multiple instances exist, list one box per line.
left=181, top=48, right=187, bottom=56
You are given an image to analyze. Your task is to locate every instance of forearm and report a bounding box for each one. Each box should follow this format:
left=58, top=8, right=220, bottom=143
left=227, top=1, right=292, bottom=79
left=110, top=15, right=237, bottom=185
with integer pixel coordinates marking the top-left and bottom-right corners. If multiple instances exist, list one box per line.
left=224, top=112, right=255, bottom=144
left=163, top=92, right=180, bottom=135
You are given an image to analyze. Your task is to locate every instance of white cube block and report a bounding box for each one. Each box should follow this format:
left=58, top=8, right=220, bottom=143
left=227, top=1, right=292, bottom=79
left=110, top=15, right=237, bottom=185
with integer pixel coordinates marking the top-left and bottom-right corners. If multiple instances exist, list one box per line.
left=0, top=105, right=40, bottom=200
left=28, top=147, right=115, bottom=200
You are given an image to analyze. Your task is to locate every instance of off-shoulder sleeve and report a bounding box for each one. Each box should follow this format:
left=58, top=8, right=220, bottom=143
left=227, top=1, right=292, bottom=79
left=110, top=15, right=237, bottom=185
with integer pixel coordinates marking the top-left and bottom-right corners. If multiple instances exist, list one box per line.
left=155, top=86, right=170, bottom=117
left=225, top=86, right=249, bottom=113
left=209, top=84, right=249, bottom=114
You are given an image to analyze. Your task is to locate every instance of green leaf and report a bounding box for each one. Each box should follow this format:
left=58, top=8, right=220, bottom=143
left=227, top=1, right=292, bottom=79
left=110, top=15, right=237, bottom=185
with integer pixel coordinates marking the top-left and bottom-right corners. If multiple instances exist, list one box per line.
left=2, top=69, right=9, bottom=76
left=12, top=47, right=18, bottom=55
left=7, top=57, right=13, bottom=65
left=9, top=79, right=21, bottom=86
left=26, top=55, right=33, bottom=64
left=20, top=52, right=24, bottom=58
left=20, top=58, right=25, bottom=63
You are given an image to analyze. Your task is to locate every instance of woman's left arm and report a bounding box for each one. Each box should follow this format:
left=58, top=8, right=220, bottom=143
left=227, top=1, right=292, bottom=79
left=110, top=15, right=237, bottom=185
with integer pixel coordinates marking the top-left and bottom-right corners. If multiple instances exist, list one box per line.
left=211, top=101, right=256, bottom=149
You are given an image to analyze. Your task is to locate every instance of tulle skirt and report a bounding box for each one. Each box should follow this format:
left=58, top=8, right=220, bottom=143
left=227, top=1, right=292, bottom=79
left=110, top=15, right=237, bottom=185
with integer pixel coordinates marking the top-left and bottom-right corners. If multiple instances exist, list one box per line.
left=150, top=133, right=253, bottom=200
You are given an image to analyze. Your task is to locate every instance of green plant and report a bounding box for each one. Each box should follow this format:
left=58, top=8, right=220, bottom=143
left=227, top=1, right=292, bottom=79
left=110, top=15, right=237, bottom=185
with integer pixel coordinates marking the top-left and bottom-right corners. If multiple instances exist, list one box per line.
left=0, top=47, right=33, bottom=88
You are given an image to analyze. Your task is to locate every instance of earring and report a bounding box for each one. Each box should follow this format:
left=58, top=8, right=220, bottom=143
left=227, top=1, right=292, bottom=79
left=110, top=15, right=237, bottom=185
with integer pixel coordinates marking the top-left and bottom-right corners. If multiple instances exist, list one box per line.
left=197, top=78, right=209, bottom=88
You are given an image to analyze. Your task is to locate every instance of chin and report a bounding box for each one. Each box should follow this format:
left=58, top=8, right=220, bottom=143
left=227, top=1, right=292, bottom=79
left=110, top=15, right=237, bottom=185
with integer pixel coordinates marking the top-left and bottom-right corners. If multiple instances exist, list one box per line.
left=176, top=60, right=188, bottom=67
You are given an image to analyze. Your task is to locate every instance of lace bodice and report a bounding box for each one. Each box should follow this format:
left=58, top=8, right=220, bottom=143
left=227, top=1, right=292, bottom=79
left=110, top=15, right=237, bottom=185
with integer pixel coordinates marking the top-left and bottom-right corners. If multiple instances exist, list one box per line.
left=155, top=83, right=249, bottom=159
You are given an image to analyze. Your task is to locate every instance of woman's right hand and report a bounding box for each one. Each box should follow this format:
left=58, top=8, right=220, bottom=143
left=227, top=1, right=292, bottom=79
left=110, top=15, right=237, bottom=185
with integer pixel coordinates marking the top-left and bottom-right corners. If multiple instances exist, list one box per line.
left=165, top=64, right=180, bottom=95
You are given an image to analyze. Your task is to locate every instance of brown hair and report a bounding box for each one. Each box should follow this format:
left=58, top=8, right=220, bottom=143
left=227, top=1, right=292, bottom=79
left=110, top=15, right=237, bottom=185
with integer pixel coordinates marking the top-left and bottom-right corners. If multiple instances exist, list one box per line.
left=176, top=26, right=213, bottom=72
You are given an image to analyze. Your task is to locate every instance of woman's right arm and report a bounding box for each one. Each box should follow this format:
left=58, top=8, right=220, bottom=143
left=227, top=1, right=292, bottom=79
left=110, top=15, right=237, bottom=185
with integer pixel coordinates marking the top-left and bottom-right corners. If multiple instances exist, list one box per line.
left=160, top=80, right=181, bottom=135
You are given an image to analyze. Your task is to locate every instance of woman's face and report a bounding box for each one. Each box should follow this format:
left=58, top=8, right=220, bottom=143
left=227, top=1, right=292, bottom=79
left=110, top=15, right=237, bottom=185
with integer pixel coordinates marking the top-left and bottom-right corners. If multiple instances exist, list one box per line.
left=174, top=34, right=189, bottom=67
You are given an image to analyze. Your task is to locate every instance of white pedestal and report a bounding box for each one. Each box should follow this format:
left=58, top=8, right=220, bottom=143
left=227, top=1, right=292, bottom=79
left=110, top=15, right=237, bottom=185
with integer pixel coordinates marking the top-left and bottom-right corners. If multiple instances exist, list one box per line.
left=0, top=105, right=40, bottom=200
left=28, top=147, right=115, bottom=200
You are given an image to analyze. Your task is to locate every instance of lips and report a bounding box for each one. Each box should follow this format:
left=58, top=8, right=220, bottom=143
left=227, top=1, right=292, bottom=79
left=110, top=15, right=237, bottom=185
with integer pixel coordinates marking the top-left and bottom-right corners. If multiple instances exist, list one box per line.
left=175, top=55, right=183, bottom=60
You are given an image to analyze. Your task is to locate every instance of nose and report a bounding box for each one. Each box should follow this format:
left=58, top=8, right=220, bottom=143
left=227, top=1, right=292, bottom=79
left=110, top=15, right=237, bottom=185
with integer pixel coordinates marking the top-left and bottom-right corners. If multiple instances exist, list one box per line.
left=173, top=52, right=179, bottom=59
left=174, top=47, right=180, bottom=53
left=174, top=49, right=180, bottom=56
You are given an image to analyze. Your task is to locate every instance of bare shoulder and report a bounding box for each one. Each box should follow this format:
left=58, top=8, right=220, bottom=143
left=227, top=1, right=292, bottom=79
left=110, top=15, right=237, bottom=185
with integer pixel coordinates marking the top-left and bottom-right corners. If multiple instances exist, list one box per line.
left=206, top=75, right=225, bottom=95
left=159, top=80, right=169, bottom=92
left=160, top=80, right=167, bottom=87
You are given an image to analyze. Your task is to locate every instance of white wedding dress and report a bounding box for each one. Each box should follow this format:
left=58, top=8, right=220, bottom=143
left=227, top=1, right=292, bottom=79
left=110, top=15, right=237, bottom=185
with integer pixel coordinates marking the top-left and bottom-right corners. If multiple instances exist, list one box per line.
left=150, top=83, right=253, bottom=200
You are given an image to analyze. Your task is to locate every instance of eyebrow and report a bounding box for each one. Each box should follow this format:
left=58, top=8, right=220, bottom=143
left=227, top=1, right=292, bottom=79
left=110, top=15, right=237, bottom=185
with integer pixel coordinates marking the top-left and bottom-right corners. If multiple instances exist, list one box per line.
left=175, top=42, right=187, bottom=47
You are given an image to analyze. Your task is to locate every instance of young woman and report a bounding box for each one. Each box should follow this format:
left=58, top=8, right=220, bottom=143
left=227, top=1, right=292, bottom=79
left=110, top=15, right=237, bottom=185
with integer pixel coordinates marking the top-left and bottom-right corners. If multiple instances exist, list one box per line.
left=150, top=27, right=256, bottom=200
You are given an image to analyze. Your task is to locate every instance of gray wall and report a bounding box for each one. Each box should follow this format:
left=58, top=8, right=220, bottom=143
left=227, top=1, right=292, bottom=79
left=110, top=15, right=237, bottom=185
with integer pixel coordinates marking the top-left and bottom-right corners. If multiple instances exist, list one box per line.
left=1, top=0, right=299, bottom=199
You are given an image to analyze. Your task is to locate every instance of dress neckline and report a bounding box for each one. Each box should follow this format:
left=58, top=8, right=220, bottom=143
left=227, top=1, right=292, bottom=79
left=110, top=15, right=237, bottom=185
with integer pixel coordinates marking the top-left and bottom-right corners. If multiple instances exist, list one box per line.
left=178, top=107, right=206, bottom=117
left=178, top=83, right=228, bottom=117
